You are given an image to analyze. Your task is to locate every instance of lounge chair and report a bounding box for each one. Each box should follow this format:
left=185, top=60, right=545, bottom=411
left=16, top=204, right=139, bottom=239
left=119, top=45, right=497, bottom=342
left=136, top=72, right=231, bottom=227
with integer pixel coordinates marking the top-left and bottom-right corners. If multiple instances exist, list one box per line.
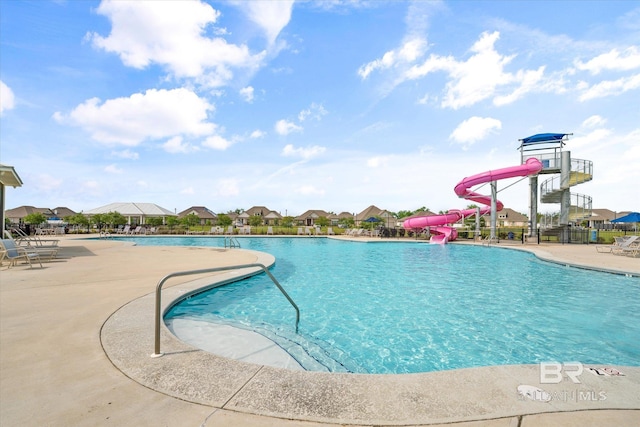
left=226, top=226, right=234, bottom=235
left=3, top=231, right=59, bottom=261
left=612, top=236, right=639, bottom=256
left=267, top=226, right=274, bottom=235
left=297, top=227, right=304, bottom=235
left=596, top=236, right=627, bottom=253
left=10, top=228, right=59, bottom=248
left=327, top=227, right=335, bottom=235
left=118, top=225, right=131, bottom=234
left=0, top=239, right=43, bottom=268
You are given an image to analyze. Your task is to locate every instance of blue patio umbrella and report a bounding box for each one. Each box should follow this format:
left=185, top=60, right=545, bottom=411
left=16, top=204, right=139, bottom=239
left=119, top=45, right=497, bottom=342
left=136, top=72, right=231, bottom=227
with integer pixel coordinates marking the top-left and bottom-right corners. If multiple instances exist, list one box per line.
left=611, top=212, right=640, bottom=223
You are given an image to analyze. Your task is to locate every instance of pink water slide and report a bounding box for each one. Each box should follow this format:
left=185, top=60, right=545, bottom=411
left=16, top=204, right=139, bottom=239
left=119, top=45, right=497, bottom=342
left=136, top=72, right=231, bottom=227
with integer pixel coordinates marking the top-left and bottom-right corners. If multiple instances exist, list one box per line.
left=403, top=158, right=543, bottom=243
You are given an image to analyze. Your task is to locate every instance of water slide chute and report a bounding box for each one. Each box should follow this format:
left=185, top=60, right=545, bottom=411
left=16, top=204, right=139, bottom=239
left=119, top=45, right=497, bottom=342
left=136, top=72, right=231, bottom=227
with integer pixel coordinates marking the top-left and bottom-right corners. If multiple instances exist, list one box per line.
left=403, top=158, right=543, bottom=244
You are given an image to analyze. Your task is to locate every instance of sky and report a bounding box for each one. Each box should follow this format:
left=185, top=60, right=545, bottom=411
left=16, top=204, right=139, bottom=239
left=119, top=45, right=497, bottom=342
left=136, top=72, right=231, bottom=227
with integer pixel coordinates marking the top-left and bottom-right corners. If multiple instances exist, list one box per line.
left=1, top=0, right=639, bottom=218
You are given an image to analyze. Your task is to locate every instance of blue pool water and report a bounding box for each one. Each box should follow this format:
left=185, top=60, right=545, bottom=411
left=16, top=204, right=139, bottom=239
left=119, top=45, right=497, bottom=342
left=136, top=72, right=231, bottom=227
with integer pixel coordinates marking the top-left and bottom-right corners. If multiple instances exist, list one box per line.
left=121, top=237, right=639, bottom=374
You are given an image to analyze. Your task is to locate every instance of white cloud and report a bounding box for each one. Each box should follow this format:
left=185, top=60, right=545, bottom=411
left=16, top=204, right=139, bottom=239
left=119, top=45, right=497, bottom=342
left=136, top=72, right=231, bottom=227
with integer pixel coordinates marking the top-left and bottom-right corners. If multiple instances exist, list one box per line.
left=232, top=0, right=294, bottom=45
left=89, top=0, right=265, bottom=87
left=582, top=115, right=607, bottom=128
left=180, top=187, right=195, bottom=195
left=250, top=129, right=266, bottom=138
left=358, top=37, right=427, bottom=79
left=240, top=86, right=254, bottom=103
left=0, top=80, right=15, bottom=114
left=54, top=88, right=215, bottom=146
left=281, top=144, right=326, bottom=159
left=375, top=31, right=559, bottom=109
left=111, top=149, right=139, bottom=159
left=574, top=47, right=640, bottom=75
left=274, top=119, right=303, bottom=135
left=493, top=66, right=546, bottom=106
left=215, top=178, right=239, bottom=197
left=441, top=32, right=516, bottom=109
left=569, top=128, right=612, bottom=149
left=449, top=116, right=502, bottom=149
left=202, top=134, right=234, bottom=150
left=367, top=156, right=390, bottom=168
left=104, top=164, right=123, bottom=174
left=298, top=102, right=328, bottom=121
left=295, top=185, right=325, bottom=196
left=163, top=136, right=199, bottom=153
left=578, top=73, right=640, bottom=101
left=33, top=173, right=63, bottom=192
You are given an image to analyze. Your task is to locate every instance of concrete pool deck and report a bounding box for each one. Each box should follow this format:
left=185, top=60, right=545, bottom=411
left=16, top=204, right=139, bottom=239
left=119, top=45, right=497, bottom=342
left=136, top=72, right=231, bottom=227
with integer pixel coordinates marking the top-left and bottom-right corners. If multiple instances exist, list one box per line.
left=1, top=236, right=638, bottom=426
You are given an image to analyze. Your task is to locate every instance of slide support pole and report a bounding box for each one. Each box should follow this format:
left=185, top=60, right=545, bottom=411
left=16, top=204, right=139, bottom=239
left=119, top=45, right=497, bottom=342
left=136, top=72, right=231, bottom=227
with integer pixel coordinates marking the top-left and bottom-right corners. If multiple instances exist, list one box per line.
left=490, top=181, right=497, bottom=240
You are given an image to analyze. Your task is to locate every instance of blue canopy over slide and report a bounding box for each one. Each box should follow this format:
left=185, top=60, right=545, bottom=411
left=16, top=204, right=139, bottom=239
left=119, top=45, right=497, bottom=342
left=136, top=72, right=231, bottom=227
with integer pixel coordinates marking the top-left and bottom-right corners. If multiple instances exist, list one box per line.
left=520, top=133, right=570, bottom=146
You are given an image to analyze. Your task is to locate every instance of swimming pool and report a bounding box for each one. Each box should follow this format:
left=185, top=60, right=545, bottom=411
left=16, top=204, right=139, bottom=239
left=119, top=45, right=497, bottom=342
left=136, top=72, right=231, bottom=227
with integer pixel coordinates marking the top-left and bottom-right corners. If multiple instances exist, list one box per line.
left=120, top=236, right=640, bottom=374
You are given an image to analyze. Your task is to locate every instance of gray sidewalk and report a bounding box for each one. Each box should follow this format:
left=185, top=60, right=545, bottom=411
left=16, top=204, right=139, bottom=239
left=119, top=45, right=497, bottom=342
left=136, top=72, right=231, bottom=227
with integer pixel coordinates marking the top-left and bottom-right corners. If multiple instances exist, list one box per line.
left=1, top=237, right=638, bottom=426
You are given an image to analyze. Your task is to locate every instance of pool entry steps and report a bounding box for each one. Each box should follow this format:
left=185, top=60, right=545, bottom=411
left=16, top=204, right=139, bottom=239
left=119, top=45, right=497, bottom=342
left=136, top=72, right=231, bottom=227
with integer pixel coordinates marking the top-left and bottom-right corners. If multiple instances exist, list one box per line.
left=152, top=263, right=299, bottom=358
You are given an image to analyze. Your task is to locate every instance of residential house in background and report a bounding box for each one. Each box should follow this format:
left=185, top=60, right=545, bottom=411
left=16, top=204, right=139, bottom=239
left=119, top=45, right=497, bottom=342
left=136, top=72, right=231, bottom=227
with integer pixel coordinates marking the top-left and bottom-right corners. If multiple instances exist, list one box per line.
left=5, top=205, right=77, bottom=225
left=356, top=205, right=396, bottom=228
left=236, top=206, right=279, bottom=226
left=177, top=206, right=217, bottom=225
left=496, top=208, right=528, bottom=227
left=263, top=210, right=283, bottom=225
left=587, top=209, right=631, bottom=229
left=296, top=209, right=331, bottom=226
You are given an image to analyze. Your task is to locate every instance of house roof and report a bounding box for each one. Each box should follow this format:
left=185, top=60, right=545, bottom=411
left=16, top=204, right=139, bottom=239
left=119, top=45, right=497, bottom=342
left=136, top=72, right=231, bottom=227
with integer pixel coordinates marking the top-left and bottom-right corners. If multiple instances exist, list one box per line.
left=264, top=211, right=282, bottom=219
left=296, top=209, right=330, bottom=220
left=5, top=206, right=52, bottom=218
left=83, top=202, right=175, bottom=216
left=589, top=209, right=631, bottom=222
left=177, top=206, right=217, bottom=219
left=356, top=205, right=394, bottom=221
left=244, top=206, right=272, bottom=216
left=51, top=207, right=77, bottom=218
left=497, top=208, right=528, bottom=222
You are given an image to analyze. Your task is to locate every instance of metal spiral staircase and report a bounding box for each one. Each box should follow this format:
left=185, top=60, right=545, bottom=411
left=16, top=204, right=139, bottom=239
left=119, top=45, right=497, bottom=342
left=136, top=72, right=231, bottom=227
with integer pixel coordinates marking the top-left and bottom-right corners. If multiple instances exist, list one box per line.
left=540, top=158, right=593, bottom=223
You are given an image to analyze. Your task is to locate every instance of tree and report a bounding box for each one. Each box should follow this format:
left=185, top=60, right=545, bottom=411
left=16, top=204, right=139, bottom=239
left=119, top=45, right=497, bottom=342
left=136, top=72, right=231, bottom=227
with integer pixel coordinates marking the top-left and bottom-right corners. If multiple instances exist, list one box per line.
left=146, top=217, right=164, bottom=227
left=166, top=216, right=180, bottom=231
left=104, top=211, right=127, bottom=229
left=248, top=215, right=263, bottom=227
left=67, top=213, right=90, bottom=232
left=23, top=212, right=48, bottom=226
left=90, top=213, right=107, bottom=230
left=217, top=214, right=232, bottom=227
left=280, top=216, right=295, bottom=228
left=315, top=216, right=330, bottom=227
left=395, top=210, right=414, bottom=219
left=182, top=213, right=199, bottom=230
left=338, top=217, right=355, bottom=228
